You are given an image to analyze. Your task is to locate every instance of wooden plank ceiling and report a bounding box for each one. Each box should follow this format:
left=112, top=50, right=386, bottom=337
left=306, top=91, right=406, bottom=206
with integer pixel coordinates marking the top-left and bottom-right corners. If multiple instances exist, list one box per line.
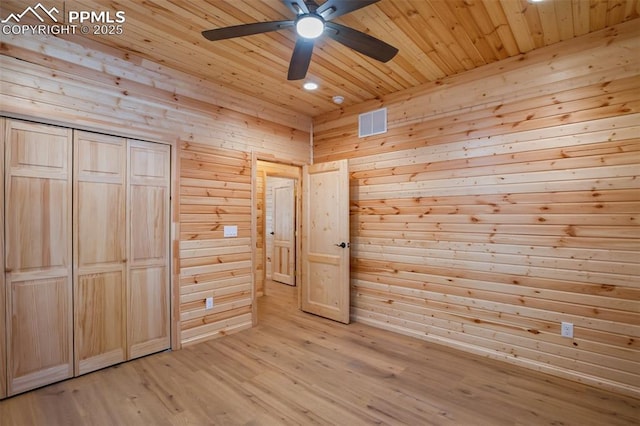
left=3, top=0, right=640, bottom=117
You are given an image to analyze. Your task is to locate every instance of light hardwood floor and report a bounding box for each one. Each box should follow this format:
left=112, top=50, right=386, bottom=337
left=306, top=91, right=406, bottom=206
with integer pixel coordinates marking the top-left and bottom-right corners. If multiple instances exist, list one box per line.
left=1, top=280, right=638, bottom=425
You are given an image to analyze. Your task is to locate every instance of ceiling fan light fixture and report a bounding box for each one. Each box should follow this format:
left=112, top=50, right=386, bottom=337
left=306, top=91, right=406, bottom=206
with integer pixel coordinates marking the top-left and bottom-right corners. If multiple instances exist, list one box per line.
left=296, top=14, right=324, bottom=39
left=202, top=0, right=398, bottom=81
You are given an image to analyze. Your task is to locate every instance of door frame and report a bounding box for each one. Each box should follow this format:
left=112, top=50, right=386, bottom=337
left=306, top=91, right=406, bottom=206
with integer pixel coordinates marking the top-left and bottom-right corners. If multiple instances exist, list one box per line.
left=0, top=118, right=6, bottom=399
left=251, top=155, right=303, bottom=325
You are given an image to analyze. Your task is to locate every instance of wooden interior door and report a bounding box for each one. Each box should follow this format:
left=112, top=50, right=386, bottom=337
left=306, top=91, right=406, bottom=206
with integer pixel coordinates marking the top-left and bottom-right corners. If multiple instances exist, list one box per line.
left=301, top=160, right=350, bottom=324
left=74, top=132, right=127, bottom=375
left=127, top=140, right=171, bottom=359
left=5, top=120, right=73, bottom=395
left=272, top=181, right=295, bottom=285
left=0, top=118, right=5, bottom=399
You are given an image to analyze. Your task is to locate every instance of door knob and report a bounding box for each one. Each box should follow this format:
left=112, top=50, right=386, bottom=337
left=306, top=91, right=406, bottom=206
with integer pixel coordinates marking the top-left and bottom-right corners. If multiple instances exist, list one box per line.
left=335, top=242, right=349, bottom=248
left=270, top=232, right=275, bottom=235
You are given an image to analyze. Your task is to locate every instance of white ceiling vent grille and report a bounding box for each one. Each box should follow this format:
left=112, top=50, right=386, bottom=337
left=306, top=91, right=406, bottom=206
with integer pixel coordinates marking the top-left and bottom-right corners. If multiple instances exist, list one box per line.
left=359, top=107, right=387, bottom=138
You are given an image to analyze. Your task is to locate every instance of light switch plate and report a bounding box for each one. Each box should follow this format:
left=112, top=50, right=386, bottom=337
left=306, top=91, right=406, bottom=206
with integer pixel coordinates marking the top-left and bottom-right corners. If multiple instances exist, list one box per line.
left=224, top=225, right=238, bottom=237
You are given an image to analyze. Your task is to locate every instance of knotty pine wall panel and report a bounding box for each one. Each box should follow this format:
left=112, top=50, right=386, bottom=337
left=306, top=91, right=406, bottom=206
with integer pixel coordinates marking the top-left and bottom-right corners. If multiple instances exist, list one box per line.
left=179, top=142, right=253, bottom=346
left=0, top=33, right=311, bottom=161
left=313, top=22, right=640, bottom=397
left=255, top=168, right=266, bottom=296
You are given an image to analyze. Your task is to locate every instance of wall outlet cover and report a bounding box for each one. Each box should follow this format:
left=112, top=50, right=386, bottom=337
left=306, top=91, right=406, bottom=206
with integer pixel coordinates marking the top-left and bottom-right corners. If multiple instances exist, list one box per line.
left=561, top=322, right=574, bottom=338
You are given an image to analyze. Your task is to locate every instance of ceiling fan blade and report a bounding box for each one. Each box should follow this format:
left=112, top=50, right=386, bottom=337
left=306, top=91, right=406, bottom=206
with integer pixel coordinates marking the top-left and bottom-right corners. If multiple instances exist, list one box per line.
left=317, top=0, right=379, bottom=21
left=202, top=20, right=294, bottom=41
left=282, top=0, right=310, bottom=15
left=288, top=38, right=315, bottom=80
left=325, top=22, right=398, bottom=62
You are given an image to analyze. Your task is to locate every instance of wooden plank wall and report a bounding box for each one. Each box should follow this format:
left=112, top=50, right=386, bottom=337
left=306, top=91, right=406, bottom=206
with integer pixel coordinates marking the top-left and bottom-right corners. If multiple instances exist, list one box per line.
left=313, top=21, right=640, bottom=397
left=0, top=33, right=311, bottom=155
left=256, top=168, right=267, bottom=296
left=1, top=34, right=311, bottom=347
left=0, top=118, right=5, bottom=399
left=178, top=142, right=253, bottom=346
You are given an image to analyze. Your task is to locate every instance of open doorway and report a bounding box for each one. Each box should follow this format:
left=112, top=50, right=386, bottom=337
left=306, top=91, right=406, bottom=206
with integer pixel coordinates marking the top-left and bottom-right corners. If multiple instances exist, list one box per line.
left=253, top=158, right=351, bottom=326
left=254, top=160, right=302, bottom=313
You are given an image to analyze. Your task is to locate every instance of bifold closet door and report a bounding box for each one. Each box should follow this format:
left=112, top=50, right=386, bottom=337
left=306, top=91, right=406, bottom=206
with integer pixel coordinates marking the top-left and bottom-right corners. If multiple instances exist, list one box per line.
left=5, top=120, right=73, bottom=396
left=73, top=132, right=127, bottom=375
left=0, top=118, right=6, bottom=399
left=127, top=140, right=170, bottom=359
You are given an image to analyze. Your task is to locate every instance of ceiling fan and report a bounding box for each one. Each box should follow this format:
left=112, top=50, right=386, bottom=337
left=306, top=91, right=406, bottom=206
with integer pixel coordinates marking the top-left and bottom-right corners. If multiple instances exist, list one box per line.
left=201, top=0, right=399, bottom=81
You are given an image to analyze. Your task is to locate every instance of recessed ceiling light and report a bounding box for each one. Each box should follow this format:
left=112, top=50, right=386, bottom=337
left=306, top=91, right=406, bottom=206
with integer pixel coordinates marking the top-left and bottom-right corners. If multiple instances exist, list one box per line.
left=296, top=15, right=325, bottom=39
left=303, top=82, right=318, bottom=90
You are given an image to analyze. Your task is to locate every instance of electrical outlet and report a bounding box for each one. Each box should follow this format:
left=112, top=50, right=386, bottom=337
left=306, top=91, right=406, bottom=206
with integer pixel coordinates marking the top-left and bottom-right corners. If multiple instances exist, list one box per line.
left=561, top=322, right=573, bottom=338
left=205, top=297, right=214, bottom=310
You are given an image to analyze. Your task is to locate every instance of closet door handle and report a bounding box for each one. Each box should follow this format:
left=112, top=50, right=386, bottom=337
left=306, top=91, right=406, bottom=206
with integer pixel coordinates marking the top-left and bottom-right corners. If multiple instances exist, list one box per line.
left=335, top=242, right=349, bottom=248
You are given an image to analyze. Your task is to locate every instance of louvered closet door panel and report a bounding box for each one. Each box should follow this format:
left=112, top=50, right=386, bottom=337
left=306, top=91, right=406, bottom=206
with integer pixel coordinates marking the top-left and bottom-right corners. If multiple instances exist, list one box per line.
left=0, top=118, right=6, bottom=399
left=5, top=119, right=73, bottom=396
left=127, top=140, right=170, bottom=359
left=74, top=132, right=127, bottom=375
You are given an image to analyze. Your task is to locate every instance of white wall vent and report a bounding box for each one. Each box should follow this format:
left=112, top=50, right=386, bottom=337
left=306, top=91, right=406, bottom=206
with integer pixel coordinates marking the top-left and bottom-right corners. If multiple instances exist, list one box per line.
left=359, top=107, right=387, bottom=138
